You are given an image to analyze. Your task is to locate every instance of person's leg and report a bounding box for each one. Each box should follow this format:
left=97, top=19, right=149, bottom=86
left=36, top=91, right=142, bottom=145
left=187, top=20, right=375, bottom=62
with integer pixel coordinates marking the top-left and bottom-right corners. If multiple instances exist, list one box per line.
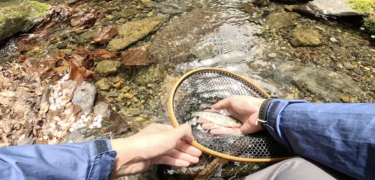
left=244, top=157, right=354, bottom=180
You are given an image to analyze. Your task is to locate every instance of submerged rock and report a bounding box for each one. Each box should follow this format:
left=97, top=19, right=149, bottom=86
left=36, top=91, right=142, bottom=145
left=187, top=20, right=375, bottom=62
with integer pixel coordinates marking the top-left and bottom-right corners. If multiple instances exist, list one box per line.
left=95, top=60, right=121, bottom=76
left=107, top=15, right=168, bottom=52
left=265, top=12, right=301, bottom=30
left=262, top=61, right=365, bottom=102
left=149, top=8, right=226, bottom=64
left=72, top=82, right=97, bottom=114
left=0, top=1, right=50, bottom=42
left=289, top=27, right=322, bottom=47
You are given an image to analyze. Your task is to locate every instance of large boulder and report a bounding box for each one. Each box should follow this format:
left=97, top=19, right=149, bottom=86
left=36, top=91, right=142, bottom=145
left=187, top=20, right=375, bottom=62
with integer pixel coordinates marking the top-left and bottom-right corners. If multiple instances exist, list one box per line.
left=287, top=0, right=361, bottom=16
left=0, top=1, right=50, bottom=42
left=107, top=15, right=168, bottom=52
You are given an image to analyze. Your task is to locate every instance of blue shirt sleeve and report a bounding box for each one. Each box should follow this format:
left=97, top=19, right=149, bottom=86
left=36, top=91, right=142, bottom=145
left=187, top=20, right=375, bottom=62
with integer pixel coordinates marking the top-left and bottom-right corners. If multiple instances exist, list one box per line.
left=0, top=139, right=116, bottom=180
left=266, top=99, right=375, bottom=180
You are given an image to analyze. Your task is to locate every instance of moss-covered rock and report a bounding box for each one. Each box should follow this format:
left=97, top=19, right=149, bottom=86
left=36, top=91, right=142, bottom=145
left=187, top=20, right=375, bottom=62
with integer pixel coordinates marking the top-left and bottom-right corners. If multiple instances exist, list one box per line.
left=364, top=16, right=375, bottom=33
left=347, top=0, right=375, bottom=33
left=0, top=1, right=50, bottom=42
left=347, top=0, right=374, bottom=14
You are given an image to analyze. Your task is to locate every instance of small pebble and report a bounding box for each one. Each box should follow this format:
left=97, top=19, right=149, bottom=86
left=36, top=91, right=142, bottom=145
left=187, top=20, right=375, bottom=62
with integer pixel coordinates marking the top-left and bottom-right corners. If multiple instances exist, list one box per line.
left=330, top=37, right=338, bottom=43
left=268, top=53, right=277, bottom=58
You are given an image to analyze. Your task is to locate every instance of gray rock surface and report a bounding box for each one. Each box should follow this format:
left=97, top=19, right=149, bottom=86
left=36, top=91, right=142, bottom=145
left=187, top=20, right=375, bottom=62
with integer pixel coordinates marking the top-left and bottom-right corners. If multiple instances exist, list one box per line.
left=289, top=0, right=361, bottom=17
left=93, top=102, right=110, bottom=120
left=262, top=61, right=365, bottom=102
left=72, top=81, right=97, bottom=114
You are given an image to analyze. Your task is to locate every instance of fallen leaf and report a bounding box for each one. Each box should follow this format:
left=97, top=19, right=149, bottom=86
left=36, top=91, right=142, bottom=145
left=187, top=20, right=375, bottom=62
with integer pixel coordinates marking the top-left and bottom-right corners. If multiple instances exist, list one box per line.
left=94, top=26, right=118, bottom=44
left=121, top=46, right=153, bottom=66
left=68, top=60, right=93, bottom=86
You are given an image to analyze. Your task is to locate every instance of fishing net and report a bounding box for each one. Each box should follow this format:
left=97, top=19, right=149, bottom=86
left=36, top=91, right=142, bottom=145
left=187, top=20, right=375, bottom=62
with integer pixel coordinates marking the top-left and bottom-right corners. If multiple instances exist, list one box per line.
left=168, top=68, right=294, bottom=162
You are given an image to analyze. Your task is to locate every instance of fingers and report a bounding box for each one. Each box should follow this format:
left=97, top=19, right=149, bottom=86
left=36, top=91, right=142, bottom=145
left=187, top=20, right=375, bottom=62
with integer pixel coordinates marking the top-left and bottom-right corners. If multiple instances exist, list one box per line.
left=201, top=122, right=222, bottom=129
left=209, top=127, right=242, bottom=135
left=169, top=124, right=194, bottom=142
left=154, top=156, right=191, bottom=167
left=175, top=140, right=202, bottom=157
left=211, top=97, right=232, bottom=110
left=166, top=149, right=199, bottom=163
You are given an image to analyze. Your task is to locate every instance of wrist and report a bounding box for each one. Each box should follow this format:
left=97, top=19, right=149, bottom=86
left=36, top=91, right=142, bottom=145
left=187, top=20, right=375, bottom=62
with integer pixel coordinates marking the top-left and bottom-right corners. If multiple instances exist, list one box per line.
left=110, top=138, right=135, bottom=178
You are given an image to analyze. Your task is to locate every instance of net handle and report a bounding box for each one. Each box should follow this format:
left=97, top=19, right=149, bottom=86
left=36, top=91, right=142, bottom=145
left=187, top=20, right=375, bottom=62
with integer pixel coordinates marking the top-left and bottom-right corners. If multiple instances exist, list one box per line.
left=167, top=67, right=294, bottom=162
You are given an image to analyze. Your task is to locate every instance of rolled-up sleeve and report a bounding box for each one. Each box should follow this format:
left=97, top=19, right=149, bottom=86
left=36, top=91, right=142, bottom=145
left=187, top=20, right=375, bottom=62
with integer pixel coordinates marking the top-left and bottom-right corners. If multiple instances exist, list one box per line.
left=0, top=139, right=116, bottom=180
left=265, top=99, right=375, bottom=180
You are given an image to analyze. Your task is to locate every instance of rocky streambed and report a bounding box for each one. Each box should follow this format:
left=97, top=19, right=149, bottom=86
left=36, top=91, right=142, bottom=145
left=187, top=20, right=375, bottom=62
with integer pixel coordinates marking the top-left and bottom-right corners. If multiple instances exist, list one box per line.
left=0, top=0, right=374, bottom=179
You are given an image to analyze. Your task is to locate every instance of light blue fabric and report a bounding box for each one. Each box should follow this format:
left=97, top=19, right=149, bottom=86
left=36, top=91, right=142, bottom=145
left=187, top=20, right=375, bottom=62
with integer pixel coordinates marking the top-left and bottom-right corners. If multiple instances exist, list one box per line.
left=0, top=139, right=116, bottom=180
left=267, top=99, right=375, bottom=180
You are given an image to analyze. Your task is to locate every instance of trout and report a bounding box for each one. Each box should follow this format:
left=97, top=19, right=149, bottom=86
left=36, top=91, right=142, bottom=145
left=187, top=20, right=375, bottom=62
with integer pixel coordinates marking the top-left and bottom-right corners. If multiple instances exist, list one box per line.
left=192, top=111, right=242, bottom=127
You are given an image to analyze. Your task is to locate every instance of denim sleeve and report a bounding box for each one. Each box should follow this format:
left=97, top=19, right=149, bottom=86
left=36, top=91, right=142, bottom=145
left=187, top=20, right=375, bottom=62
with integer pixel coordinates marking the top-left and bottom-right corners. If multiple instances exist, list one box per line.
left=0, top=139, right=116, bottom=180
left=266, top=99, right=375, bottom=180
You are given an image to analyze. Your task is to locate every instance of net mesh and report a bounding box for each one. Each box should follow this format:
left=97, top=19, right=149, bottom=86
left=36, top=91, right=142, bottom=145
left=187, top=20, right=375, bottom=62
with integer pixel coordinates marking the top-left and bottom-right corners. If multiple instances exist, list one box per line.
left=172, top=70, right=293, bottom=159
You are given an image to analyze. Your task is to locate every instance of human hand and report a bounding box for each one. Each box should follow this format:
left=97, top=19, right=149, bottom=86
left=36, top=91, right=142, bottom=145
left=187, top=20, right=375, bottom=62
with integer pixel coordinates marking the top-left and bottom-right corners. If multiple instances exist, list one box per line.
left=200, top=96, right=265, bottom=135
left=110, top=123, right=201, bottom=178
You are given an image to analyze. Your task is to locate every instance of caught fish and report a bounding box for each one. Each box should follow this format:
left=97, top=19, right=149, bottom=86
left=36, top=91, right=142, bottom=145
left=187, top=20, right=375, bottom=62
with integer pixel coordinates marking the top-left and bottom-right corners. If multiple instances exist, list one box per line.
left=192, top=111, right=242, bottom=127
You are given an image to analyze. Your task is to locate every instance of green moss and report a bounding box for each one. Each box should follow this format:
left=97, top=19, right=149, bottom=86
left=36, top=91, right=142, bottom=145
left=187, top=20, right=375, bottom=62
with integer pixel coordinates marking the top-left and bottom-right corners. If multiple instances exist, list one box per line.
left=0, top=1, right=50, bottom=41
left=347, top=0, right=375, bottom=14
left=364, top=17, right=375, bottom=33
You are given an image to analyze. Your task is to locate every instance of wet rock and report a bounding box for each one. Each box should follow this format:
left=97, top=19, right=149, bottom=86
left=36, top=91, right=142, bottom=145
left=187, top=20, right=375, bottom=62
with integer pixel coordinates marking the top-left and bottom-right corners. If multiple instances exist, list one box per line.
left=79, top=29, right=97, bottom=43
left=107, top=91, right=119, bottom=97
left=72, top=81, right=97, bottom=114
left=70, top=18, right=80, bottom=27
left=121, top=46, right=152, bottom=66
left=93, top=102, right=110, bottom=120
left=287, top=0, right=361, bottom=17
left=94, top=26, right=118, bottom=44
left=0, top=1, right=50, bottom=42
left=135, top=66, right=164, bottom=86
left=265, top=12, right=300, bottom=30
left=149, top=8, right=226, bottom=64
left=330, top=37, right=338, bottom=43
left=268, top=53, right=277, bottom=58
left=107, top=15, right=168, bottom=51
left=96, top=60, right=121, bottom=76
left=95, top=78, right=112, bottom=91
left=290, top=27, right=322, bottom=47
left=112, top=9, right=138, bottom=20
left=128, top=108, right=141, bottom=116
left=263, top=61, right=365, bottom=102
left=56, top=42, right=68, bottom=49
left=341, top=96, right=350, bottom=103
left=343, top=62, right=355, bottom=70
left=124, top=93, right=134, bottom=99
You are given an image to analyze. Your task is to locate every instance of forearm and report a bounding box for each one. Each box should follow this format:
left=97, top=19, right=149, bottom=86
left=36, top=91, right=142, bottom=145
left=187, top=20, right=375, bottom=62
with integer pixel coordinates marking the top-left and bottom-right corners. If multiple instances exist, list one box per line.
left=0, top=139, right=116, bottom=180
left=266, top=99, right=375, bottom=180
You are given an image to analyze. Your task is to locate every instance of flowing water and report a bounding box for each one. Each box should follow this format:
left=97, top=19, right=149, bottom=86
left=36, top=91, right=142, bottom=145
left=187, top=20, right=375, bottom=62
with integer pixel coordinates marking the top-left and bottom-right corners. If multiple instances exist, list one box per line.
left=0, top=0, right=375, bottom=179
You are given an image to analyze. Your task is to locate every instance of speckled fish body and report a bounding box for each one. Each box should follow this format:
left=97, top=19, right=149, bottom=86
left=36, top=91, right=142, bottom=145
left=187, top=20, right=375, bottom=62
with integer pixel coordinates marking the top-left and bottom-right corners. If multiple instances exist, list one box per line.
left=192, top=111, right=242, bottom=127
